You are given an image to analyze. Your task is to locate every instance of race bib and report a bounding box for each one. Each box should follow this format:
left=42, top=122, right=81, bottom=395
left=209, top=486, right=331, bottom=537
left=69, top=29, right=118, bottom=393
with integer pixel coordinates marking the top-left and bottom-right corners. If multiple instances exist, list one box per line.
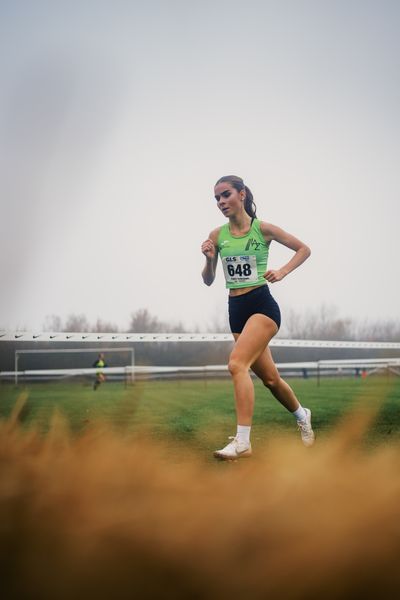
left=222, top=255, right=258, bottom=284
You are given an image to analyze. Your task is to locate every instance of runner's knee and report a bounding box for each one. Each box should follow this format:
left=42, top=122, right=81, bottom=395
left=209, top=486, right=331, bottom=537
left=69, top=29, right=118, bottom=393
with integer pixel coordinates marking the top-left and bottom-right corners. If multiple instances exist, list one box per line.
left=262, top=374, right=281, bottom=390
left=228, top=357, right=248, bottom=377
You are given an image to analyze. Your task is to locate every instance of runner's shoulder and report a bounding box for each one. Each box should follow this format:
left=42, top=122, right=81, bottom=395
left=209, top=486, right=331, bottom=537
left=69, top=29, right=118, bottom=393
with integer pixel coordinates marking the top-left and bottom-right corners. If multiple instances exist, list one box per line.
left=208, top=226, right=222, bottom=246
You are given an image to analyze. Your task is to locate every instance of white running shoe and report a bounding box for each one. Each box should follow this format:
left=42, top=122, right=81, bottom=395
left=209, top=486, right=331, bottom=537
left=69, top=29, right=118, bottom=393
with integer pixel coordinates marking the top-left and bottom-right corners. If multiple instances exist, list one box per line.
left=297, top=408, right=315, bottom=447
left=214, top=436, right=252, bottom=460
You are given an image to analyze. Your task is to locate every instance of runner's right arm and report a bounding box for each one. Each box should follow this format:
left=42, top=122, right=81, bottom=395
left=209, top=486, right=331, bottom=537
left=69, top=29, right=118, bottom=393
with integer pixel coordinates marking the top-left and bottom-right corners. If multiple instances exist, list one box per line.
left=201, top=228, right=220, bottom=286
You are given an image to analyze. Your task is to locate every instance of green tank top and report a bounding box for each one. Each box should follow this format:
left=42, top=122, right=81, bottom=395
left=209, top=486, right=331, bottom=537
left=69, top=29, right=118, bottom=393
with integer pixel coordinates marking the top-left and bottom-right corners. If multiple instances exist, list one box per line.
left=217, top=218, right=270, bottom=289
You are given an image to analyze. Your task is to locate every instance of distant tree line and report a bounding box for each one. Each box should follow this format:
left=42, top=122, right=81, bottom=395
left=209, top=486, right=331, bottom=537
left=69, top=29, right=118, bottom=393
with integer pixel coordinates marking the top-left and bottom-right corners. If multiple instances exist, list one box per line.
left=281, top=305, right=400, bottom=342
left=44, top=305, right=400, bottom=342
left=43, top=309, right=186, bottom=335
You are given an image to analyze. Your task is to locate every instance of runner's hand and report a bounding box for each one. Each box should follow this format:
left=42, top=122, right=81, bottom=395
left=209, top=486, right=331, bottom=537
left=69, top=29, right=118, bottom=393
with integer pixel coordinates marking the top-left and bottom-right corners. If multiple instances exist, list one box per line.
left=201, top=239, right=216, bottom=260
left=264, top=269, right=286, bottom=283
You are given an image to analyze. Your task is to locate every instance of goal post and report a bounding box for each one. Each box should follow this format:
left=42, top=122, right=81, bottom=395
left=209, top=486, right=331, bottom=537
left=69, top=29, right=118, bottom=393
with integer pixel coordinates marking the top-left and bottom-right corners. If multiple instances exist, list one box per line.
left=14, top=347, right=135, bottom=386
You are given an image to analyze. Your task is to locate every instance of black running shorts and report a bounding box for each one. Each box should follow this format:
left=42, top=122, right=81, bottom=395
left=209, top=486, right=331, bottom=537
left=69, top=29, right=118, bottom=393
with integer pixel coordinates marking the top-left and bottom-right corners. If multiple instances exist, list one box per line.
left=228, top=285, right=281, bottom=334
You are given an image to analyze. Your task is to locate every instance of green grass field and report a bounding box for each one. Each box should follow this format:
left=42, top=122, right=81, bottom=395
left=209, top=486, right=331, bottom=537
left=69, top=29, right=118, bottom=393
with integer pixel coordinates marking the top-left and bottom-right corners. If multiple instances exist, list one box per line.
left=1, top=375, right=399, bottom=454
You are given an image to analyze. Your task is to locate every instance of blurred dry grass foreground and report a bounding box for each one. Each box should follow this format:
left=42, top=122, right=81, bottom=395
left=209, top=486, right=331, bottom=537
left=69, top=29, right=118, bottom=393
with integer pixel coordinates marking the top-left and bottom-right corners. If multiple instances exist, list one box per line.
left=1, top=392, right=400, bottom=599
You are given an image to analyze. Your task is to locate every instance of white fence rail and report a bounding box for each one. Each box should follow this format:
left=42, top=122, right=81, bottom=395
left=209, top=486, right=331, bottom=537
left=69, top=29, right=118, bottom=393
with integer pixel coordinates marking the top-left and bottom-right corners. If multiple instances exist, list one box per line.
left=1, top=331, right=400, bottom=349
left=2, top=359, right=399, bottom=384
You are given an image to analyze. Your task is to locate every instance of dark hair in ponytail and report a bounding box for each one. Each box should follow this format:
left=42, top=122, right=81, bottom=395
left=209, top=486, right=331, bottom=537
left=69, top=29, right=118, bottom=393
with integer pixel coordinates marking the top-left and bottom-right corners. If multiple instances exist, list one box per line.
left=215, top=175, right=257, bottom=219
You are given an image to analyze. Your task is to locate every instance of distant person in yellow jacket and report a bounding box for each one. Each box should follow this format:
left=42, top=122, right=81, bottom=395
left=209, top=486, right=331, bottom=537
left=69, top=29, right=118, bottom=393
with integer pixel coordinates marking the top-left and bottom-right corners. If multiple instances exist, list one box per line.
left=93, top=353, right=107, bottom=390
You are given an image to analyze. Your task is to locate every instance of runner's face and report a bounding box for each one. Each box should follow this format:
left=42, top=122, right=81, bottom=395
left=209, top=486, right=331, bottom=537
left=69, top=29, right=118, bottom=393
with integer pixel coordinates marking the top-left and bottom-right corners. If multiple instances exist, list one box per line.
left=214, top=183, right=244, bottom=217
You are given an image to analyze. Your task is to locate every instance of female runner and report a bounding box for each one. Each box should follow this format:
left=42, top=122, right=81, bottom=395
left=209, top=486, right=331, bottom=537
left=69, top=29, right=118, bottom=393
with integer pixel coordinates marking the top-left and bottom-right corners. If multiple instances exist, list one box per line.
left=201, top=175, right=315, bottom=459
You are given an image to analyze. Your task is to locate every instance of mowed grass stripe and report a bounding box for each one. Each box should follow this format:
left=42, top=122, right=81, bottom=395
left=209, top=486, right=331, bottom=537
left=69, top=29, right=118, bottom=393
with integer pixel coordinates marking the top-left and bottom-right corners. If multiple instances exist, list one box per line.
left=0, top=377, right=399, bottom=449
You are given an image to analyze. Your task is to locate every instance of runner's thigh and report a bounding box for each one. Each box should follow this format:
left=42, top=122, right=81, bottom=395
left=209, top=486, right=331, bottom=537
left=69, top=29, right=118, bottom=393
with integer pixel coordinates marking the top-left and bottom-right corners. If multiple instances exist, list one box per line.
left=230, top=314, right=278, bottom=368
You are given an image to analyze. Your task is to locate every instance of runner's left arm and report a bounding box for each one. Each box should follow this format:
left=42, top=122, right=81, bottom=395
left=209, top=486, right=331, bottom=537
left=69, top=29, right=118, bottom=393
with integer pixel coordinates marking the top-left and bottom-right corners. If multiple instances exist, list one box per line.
left=260, top=221, right=311, bottom=283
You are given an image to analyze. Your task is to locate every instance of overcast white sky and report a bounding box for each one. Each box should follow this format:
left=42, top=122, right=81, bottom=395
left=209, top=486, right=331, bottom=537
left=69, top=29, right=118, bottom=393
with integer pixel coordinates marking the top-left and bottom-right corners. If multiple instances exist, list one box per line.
left=0, top=0, right=399, bottom=332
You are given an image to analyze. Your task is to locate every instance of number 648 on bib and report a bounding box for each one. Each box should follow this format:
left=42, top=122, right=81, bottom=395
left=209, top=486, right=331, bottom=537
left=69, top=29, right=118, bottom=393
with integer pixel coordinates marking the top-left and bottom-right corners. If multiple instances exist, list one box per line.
left=222, top=255, right=258, bottom=283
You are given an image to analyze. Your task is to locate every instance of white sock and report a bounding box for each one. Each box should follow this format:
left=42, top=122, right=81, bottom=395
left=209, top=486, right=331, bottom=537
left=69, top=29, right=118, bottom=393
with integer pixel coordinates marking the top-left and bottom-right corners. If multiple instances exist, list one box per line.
left=292, top=406, right=307, bottom=421
left=236, top=424, right=251, bottom=445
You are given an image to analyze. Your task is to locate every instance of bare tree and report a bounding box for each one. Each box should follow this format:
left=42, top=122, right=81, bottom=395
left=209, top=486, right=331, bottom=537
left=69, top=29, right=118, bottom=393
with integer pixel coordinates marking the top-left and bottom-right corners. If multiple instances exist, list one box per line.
left=282, top=305, right=400, bottom=342
left=356, top=318, right=400, bottom=342
left=128, top=309, right=163, bottom=333
left=64, top=313, right=90, bottom=332
left=43, top=314, right=63, bottom=331
left=283, top=305, right=354, bottom=340
left=128, top=308, right=185, bottom=333
left=93, top=318, right=119, bottom=333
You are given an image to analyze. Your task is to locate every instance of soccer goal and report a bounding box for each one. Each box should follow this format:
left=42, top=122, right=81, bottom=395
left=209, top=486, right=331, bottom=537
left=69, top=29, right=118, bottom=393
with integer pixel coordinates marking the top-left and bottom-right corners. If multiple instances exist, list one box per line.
left=13, top=346, right=135, bottom=385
